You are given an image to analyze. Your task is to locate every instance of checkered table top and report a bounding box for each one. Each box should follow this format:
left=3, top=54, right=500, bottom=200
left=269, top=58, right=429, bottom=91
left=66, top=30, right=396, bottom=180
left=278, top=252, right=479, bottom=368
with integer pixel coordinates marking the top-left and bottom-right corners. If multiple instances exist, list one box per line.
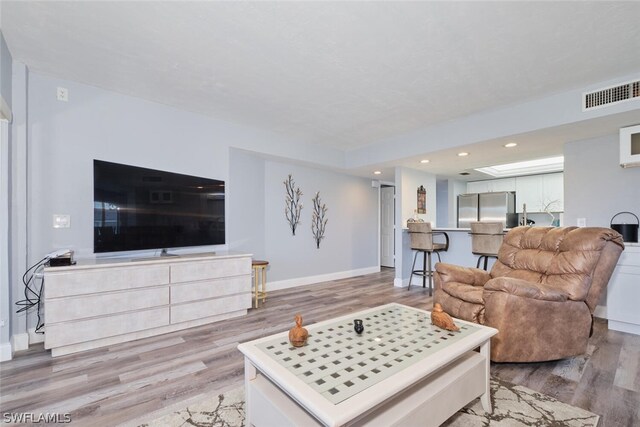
left=256, top=305, right=480, bottom=404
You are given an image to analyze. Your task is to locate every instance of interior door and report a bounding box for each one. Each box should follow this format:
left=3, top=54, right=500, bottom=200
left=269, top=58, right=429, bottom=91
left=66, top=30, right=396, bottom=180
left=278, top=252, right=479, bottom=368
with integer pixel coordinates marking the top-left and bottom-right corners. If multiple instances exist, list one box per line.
left=380, top=186, right=395, bottom=268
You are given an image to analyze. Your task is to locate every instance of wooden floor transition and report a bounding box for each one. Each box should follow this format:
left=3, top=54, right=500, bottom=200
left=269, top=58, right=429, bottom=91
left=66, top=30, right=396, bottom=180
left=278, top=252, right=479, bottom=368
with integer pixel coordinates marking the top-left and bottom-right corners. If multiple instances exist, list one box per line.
left=1, top=268, right=639, bottom=426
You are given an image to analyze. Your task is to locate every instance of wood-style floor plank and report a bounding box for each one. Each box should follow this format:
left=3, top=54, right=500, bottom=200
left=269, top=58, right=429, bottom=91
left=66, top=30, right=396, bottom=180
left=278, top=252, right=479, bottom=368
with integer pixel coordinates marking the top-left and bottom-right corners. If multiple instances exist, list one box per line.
left=1, top=268, right=639, bottom=426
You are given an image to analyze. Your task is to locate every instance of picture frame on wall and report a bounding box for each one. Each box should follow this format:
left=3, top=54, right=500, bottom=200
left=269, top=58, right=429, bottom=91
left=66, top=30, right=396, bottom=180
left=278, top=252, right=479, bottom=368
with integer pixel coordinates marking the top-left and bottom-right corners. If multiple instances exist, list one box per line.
left=417, top=185, right=426, bottom=214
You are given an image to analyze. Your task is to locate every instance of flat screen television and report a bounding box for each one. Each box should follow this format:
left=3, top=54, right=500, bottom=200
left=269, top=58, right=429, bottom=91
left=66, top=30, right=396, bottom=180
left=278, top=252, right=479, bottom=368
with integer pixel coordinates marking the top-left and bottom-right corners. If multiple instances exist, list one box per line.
left=93, top=160, right=225, bottom=253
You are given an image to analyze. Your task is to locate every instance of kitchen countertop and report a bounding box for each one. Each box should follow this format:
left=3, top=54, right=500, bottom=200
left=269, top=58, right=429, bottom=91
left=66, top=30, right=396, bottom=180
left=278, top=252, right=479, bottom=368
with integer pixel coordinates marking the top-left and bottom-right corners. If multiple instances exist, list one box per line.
left=402, top=227, right=510, bottom=232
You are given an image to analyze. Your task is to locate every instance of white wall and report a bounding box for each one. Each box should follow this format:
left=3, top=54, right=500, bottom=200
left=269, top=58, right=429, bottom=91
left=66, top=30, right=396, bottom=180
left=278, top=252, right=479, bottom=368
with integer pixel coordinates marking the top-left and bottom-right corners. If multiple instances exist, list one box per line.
left=27, top=73, right=231, bottom=259
left=564, top=134, right=640, bottom=228
left=400, top=167, right=437, bottom=227
left=436, top=179, right=448, bottom=228
left=0, top=30, right=12, bottom=111
left=25, top=72, right=348, bottom=260
left=393, top=167, right=437, bottom=285
left=228, top=148, right=266, bottom=259
left=0, top=31, right=12, bottom=359
left=263, top=159, right=379, bottom=283
left=0, top=120, right=10, bottom=359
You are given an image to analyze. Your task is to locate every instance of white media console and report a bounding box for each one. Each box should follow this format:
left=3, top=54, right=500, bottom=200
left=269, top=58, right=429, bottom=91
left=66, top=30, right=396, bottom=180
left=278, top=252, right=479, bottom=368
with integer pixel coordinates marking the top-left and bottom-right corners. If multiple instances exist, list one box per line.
left=43, top=252, right=252, bottom=357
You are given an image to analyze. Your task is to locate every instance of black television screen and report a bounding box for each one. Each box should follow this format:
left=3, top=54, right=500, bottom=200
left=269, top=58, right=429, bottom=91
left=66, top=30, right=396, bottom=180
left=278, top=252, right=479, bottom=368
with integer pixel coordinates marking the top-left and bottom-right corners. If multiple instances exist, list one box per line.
left=93, top=160, right=225, bottom=253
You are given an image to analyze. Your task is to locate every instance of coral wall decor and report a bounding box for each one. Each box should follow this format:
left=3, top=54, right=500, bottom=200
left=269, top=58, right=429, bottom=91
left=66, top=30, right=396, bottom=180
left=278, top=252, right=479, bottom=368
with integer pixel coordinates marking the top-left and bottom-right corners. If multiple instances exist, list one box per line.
left=284, top=174, right=303, bottom=235
left=311, top=192, right=328, bottom=249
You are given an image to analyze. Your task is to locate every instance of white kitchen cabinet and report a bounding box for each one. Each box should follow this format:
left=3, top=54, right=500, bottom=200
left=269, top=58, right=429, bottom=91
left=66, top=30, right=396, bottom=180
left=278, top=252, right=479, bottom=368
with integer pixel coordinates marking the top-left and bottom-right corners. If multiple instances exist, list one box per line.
left=44, top=252, right=252, bottom=356
left=466, top=178, right=515, bottom=194
left=515, top=173, right=563, bottom=213
left=466, top=181, right=490, bottom=194
left=541, top=173, right=564, bottom=212
left=515, top=175, right=543, bottom=213
left=469, top=173, right=563, bottom=213
left=607, top=245, right=640, bottom=335
left=490, top=178, right=516, bottom=192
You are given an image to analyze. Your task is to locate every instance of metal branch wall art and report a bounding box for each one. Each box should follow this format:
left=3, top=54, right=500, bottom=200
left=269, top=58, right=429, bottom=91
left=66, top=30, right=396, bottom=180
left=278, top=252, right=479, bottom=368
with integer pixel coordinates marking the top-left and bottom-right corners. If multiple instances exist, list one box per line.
left=311, top=192, right=328, bottom=249
left=284, top=174, right=303, bottom=235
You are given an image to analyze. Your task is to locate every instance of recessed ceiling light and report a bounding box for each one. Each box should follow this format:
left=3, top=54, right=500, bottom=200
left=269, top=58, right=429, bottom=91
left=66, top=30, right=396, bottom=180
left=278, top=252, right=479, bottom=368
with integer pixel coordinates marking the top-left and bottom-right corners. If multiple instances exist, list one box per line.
left=373, top=171, right=382, bottom=175
left=458, top=152, right=469, bottom=157
left=420, top=159, right=430, bottom=164
left=504, top=142, right=518, bottom=148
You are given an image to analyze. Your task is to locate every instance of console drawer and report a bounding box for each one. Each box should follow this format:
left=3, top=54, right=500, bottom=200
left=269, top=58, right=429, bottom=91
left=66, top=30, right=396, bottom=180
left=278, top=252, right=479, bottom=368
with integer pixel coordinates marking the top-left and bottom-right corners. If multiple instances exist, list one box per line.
left=45, top=307, right=170, bottom=348
left=171, top=276, right=250, bottom=304
left=170, top=257, right=250, bottom=283
left=171, top=293, right=250, bottom=324
left=45, top=265, right=170, bottom=298
left=46, top=287, right=169, bottom=324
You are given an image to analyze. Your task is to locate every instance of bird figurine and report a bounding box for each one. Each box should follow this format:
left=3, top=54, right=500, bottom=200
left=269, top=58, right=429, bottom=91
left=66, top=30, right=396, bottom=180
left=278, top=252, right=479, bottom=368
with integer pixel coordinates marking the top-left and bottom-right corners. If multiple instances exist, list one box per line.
left=431, top=303, right=460, bottom=332
left=288, top=313, right=309, bottom=347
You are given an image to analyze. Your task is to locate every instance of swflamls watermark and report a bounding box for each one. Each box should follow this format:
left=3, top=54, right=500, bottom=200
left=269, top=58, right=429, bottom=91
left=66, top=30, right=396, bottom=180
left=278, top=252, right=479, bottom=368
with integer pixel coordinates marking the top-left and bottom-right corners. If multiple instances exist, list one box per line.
left=2, top=412, right=72, bottom=424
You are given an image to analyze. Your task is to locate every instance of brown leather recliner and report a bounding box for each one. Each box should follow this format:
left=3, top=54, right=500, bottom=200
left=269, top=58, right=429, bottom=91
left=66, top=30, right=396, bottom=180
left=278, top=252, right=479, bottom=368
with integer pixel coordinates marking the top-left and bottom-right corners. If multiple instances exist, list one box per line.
left=434, top=226, right=624, bottom=362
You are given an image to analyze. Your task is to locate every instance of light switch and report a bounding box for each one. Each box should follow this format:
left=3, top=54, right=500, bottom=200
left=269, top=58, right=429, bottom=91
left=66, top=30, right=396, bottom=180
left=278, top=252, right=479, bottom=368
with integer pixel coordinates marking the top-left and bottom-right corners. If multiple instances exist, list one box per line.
left=53, top=214, right=71, bottom=228
left=577, top=218, right=586, bottom=227
left=56, top=87, right=69, bottom=101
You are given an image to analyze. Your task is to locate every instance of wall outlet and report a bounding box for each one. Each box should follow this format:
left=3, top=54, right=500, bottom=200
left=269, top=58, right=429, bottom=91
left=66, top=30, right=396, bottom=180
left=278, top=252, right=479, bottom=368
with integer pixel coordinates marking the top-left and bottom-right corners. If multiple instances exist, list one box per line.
left=56, top=87, right=69, bottom=102
left=577, top=218, right=587, bottom=227
left=53, top=214, right=71, bottom=228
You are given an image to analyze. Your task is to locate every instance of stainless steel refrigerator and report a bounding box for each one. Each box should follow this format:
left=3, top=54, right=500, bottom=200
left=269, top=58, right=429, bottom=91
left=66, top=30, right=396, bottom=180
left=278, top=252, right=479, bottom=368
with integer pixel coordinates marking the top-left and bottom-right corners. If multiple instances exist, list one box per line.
left=457, top=191, right=516, bottom=227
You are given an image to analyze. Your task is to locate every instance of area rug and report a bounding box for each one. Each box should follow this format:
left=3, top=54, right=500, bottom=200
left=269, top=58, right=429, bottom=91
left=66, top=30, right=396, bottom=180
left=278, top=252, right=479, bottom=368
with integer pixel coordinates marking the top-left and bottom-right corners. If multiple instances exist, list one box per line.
left=137, top=377, right=599, bottom=427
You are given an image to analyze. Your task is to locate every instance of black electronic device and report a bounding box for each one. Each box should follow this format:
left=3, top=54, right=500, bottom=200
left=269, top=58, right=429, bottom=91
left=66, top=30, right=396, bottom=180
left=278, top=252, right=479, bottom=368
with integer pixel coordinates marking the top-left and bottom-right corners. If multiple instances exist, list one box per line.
left=48, top=251, right=75, bottom=267
left=93, top=160, right=225, bottom=253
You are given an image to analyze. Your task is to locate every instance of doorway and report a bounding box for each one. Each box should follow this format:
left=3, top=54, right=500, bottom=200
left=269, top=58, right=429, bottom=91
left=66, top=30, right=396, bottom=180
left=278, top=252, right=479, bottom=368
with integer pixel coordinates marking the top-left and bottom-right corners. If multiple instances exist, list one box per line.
left=380, top=185, right=395, bottom=268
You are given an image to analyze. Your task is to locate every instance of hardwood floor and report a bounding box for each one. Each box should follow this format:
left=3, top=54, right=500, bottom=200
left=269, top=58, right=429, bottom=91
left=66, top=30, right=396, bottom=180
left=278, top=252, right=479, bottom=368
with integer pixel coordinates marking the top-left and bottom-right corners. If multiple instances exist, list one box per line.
left=1, top=268, right=639, bottom=426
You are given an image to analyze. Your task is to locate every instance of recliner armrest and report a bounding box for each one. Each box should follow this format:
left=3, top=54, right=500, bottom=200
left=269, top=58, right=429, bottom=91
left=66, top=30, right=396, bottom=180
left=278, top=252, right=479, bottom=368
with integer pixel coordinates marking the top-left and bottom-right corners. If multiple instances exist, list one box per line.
left=434, top=263, right=491, bottom=287
left=484, top=277, right=569, bottom=302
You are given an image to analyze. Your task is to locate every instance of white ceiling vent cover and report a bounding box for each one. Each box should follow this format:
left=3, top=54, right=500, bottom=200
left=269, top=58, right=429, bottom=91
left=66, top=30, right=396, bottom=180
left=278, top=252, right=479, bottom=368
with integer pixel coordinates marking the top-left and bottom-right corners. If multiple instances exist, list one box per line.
left=583, top=79, right=640, bottom=111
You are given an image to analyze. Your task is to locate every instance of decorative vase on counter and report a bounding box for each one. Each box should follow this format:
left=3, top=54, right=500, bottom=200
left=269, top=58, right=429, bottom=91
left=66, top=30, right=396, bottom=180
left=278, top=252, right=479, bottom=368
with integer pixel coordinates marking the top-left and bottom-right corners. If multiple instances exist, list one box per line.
left=353, top=319, right=364, bottom=334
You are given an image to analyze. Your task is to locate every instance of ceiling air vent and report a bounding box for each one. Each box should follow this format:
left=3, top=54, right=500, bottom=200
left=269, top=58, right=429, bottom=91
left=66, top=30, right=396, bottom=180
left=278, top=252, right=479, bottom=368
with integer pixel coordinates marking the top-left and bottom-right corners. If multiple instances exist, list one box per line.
left=583, top=79, right=640, bottom=111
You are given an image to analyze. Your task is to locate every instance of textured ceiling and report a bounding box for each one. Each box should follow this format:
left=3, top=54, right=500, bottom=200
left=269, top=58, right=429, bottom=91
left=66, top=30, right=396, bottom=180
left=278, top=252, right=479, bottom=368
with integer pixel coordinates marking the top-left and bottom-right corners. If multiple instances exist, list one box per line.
left=3, top=1, right=640, bottom=154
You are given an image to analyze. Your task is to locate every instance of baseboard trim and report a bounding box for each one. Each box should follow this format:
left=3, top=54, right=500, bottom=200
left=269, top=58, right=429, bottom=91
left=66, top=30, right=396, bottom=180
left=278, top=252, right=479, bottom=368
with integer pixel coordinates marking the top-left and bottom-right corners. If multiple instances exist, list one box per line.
left=593, top=305, right=607, bottom=320
left=268, top=266, right=380, bottom=291
left=0, top=342, right=12, bottom=362
left=28, top=327, right=45, bottom=344
left=608, top=320, right=640, bottom=336
left=12, top=332, right=29, bottom=352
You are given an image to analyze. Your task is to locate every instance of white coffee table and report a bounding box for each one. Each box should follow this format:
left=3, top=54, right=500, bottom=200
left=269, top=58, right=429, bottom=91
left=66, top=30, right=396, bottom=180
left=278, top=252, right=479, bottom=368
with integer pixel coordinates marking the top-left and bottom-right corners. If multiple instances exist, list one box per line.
left=237, top=303, right=497, bottom=427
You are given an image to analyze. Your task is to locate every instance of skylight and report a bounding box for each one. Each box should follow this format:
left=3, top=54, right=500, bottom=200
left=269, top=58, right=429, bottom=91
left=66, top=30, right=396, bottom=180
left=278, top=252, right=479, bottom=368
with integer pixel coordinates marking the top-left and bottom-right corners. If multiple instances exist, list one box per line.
left=475, top=156, right=564, bottom=178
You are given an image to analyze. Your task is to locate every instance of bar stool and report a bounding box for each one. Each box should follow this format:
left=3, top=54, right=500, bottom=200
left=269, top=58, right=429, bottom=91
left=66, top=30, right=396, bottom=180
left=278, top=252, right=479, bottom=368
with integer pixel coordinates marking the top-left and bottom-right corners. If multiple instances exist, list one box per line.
left=469, top=222, right=504, bottom=270
left=407, top=222, right=449, bottom=295
left=252, top=260, right=269, bottom=308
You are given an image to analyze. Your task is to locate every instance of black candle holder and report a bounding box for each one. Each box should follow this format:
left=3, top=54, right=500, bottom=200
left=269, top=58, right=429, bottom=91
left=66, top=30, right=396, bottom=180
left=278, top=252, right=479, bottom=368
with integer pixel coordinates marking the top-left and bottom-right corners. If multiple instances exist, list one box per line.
left=353, top=319, right=364, bottom=334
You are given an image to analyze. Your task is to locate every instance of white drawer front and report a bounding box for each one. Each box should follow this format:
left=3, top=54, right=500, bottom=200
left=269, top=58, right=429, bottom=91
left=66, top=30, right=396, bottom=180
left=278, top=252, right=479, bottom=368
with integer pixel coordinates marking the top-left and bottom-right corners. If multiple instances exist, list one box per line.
left=46, top=287, right=169, bottom=324
left=171, top=275, right=250, bottom=304
left=45, top=307, right=169, bottom=348
left=171, top=293, right=251, bottom=324
left=170, top=257, right=251, bottom=282
left=45, top=265, right=170, bottom=298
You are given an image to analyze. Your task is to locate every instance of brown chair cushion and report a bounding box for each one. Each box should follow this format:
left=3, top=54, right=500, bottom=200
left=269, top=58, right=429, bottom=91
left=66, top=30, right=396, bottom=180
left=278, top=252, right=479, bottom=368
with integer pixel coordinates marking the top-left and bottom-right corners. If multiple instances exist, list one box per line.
left=484, top=277, right=568, bottom=302
left=492, top=227, right=624, bottom=302
left=441, top=282, right=484, bottom=304
left=435, top=263, right=491, bottom=287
